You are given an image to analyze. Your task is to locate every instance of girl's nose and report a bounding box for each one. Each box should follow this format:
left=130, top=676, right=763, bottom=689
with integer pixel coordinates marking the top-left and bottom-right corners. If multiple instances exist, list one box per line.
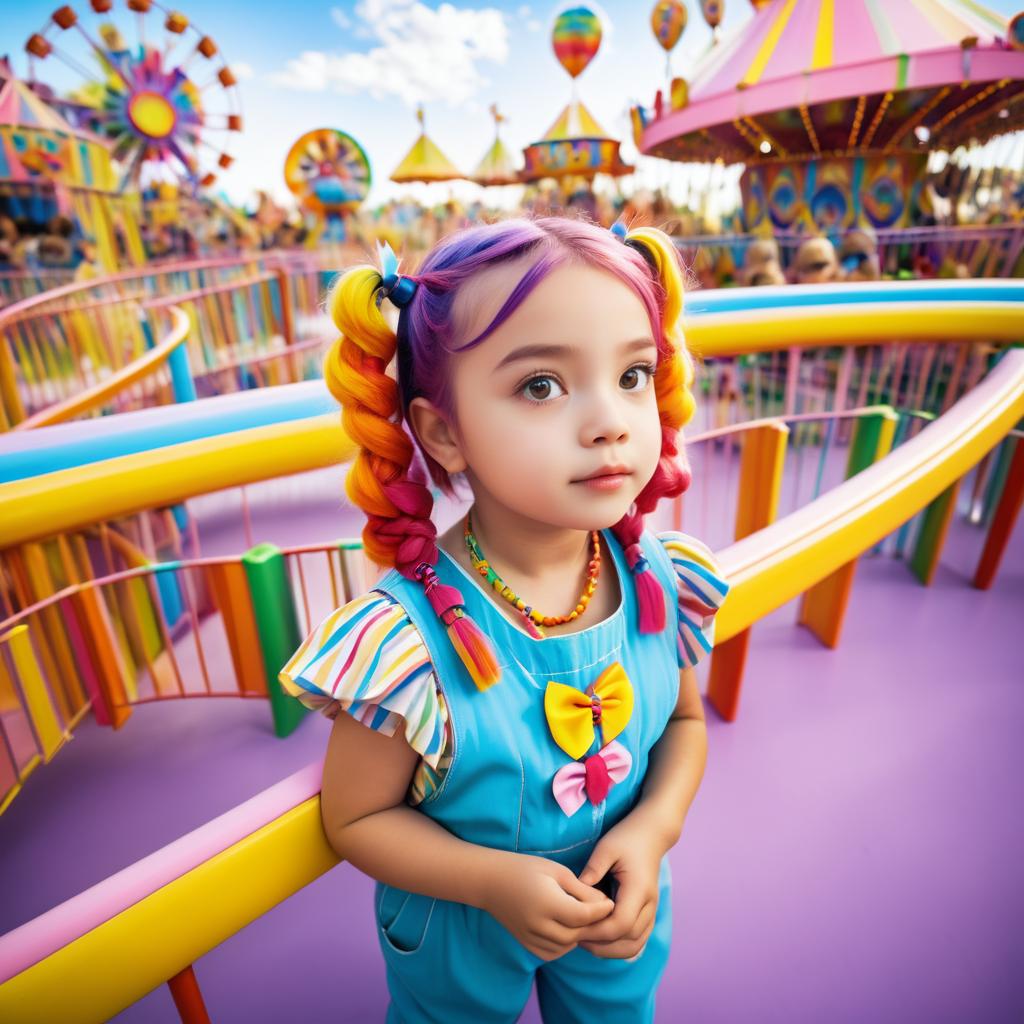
left=581, top=397, right=630, bottom=446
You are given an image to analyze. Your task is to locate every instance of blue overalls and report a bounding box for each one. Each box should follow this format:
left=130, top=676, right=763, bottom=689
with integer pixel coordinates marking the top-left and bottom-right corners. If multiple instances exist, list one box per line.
left=372, top=527, right=682, bottom=1024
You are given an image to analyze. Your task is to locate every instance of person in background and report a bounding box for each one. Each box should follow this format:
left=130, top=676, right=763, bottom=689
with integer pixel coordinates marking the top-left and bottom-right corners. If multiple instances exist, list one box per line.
left=793, top=236, right=837, bottom=284
left=838, top=228, right=880, bottom=282
left=742, top=238, right=783, bottom=287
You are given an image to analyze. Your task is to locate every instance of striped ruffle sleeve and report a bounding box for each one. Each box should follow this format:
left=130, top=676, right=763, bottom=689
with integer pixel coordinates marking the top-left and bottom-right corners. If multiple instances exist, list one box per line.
left=657, top=532, right=730, bottom=669
left=278, top=592, right=451, bottom=805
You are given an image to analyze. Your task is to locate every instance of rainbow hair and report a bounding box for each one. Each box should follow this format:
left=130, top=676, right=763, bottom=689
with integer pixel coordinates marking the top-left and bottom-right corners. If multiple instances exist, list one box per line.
left=323, top=217, right=697, bottom=690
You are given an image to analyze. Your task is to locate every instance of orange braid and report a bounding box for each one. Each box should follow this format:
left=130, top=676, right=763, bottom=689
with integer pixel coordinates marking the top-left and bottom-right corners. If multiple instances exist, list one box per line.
left=323, top=266, right=437, bottom=572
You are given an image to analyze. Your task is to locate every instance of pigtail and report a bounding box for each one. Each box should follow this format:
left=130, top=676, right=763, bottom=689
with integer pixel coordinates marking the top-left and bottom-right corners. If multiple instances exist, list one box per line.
left=613, top=226, right=697, bottom=634
left=323, top=264, right=500, bottom=690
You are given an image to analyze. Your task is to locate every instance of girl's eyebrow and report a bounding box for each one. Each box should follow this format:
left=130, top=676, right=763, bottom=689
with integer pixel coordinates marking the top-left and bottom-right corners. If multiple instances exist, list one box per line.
left=495, top=337, right=656, bottom=371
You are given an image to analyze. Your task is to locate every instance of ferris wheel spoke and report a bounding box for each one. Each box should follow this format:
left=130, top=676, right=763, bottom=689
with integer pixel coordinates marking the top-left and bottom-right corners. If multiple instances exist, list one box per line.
left=69, top=22, right=114, bottom=73
left=47, top=43, right=101, bottom=85
left=118, top=144, right=147, bottom=190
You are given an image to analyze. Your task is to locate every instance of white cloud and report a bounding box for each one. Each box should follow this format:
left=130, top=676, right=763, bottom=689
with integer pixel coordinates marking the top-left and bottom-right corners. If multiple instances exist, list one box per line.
left=330, top=6, right=352, bottom=29
left=517, top=4, right=531, bottom=15
left=230, top=61, right=254, bottom=80
left=527, top=18, right=541, bottom=32
left=270, top=0, right=509, bottom=108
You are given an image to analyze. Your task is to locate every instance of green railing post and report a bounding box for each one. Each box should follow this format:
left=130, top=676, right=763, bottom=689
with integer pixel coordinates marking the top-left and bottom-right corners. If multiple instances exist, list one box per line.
left=799, top=406, right=899, bottom=648
left=243, top=543, right=307, bottom=738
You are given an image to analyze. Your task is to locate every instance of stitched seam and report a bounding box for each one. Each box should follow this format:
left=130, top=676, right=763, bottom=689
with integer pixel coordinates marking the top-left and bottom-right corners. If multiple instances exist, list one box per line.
left=519, top=835, right=598, bottom=855
left=506, top=642, right=624, bottom=680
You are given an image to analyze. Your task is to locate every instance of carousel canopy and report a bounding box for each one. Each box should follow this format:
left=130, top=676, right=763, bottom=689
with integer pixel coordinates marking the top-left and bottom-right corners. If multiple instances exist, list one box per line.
left=0, top=59, right=76, bottom=135
left=0, top=58, right=115, bottom=192
left=521, top=98, right=634, bottom=182
left=543, top=99, right=610, bottom=140
left=638, top=0, right=1024, bottom=164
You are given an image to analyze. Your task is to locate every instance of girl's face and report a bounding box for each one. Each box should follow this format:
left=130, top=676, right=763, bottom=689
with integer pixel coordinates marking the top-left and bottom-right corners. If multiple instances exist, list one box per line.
left=427, top=260, right=663, bottom=532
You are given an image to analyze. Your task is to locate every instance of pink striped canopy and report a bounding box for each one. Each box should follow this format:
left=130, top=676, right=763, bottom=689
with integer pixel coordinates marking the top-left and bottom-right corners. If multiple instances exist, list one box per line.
left=640, top=0, right=1024, bottom=163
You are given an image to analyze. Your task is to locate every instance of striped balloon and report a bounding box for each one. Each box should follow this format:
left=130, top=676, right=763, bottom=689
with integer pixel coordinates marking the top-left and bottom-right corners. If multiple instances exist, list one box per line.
left=650, top=0, right=687, bottom=53
left=552, top=6, right=603, bottom=79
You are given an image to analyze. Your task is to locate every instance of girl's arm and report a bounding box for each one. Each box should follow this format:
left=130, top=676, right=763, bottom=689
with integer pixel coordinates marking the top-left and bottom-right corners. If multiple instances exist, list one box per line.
left=320, top=709, right=614, bottom=959
left=575, top=665, right=708, bottom=957
left=629, top=663, right=708, bottom=848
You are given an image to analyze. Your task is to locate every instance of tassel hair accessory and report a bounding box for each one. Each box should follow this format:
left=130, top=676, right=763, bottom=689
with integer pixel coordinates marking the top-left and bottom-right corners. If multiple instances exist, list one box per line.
left=414, top=561, right=500, bottom=691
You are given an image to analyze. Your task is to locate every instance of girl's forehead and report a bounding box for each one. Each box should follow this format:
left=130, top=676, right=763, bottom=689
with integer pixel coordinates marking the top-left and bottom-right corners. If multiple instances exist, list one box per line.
left=452, top=259, right=652, bottom=358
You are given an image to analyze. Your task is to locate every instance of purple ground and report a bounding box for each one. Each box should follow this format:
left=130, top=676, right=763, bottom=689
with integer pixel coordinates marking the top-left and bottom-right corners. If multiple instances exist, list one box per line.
left=1, top=474, right=1022, bottom=1022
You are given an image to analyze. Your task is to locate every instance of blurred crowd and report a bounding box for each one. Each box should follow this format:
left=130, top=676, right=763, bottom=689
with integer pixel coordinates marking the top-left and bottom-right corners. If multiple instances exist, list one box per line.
left=2, top=180, right=1009, bottom=290
left=0, top=214, right=82, bottom=271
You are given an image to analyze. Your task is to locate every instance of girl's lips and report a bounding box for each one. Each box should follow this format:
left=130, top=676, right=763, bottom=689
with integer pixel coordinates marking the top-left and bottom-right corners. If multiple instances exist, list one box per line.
left=574, top=473, right=630, bottom=491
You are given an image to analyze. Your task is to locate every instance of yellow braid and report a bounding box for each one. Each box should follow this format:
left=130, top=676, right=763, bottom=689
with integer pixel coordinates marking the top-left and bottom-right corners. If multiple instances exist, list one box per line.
left=322, top=266, right=414, bottom=568
left=623, top=226, right=697, bottom=429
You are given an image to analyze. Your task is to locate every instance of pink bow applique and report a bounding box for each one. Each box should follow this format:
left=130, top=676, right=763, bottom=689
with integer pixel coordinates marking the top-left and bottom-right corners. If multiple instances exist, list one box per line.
left=552, top=740, right=633, bottom=818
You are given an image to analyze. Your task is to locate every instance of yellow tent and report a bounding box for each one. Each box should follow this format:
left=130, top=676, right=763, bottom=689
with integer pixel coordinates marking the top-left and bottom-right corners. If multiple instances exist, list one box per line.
left=472, top=105, right=520, bottom=186
left=390, top=106, right=463, bottom=184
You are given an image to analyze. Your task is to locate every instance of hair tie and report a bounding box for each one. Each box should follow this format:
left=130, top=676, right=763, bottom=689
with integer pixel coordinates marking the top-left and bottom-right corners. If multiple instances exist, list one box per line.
left=624, top=541, right=666, bottom=634
left=609, top=218, right=628, bottom=241
left=413, top=561, right=500, bottom=691
left=376, top=240, right=418, bottom=309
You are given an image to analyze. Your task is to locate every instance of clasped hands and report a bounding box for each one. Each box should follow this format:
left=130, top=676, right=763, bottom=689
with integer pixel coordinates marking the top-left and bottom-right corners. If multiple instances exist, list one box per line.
left=483, top=813, right=664, bottom=963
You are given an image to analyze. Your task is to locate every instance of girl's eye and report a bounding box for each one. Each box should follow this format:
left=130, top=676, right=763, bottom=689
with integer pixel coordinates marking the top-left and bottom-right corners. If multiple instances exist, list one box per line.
left=521, top=375, right=565, bottom=403
left=621, top=363, right=656, bottom=391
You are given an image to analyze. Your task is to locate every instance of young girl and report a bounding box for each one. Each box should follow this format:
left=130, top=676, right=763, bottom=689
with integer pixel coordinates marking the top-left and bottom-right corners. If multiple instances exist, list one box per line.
left=279, top=216, right=728, bottom=1023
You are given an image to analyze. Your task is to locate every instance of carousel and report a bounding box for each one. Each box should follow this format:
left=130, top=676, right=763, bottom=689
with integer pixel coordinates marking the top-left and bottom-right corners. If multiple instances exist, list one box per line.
left=632, top=0, right=1024, bottom=235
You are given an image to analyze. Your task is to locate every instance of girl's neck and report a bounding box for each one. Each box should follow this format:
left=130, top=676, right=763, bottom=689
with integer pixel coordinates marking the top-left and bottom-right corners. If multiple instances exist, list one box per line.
left=434, top=494, right=623, bottom=639
left=462, top=499, right=594, bottom=583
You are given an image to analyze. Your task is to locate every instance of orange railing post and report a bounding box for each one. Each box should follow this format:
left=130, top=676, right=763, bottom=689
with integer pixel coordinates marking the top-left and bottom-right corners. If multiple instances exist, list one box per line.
left=707, top=422, right=788, bottom=721
left=973, top=436, right=1024, bottom=590
left=167, top=965, right=212, bottom=1024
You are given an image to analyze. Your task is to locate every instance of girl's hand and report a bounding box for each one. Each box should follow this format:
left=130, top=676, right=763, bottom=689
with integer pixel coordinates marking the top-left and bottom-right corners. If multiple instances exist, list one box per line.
left=481, top=852, right=615, bottom=962
left=575, top=813, right=665, bottom=959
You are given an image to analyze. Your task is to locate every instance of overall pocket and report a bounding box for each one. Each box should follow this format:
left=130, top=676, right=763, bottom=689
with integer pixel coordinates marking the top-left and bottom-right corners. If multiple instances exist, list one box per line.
left=377, top=883, right=437, bottom=955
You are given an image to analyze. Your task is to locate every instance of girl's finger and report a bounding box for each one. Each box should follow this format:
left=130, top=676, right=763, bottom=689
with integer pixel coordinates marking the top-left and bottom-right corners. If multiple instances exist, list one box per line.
left=624, top=900, right=655, bottom=942
left=576, top=883, right=646, bottom=943
left=551, top=889, right=614, bottom=928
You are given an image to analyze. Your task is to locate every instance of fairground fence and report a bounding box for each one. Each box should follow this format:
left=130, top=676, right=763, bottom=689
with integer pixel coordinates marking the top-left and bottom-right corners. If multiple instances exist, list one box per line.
left=0, top=324, right=1020, bottom=1021
left=1, top=283, right=1022, bottom=812
left=0, top=269, right=75, bottom=307
left=0, top=251, right=333, bottom=430
left=677, top=223, right=1024, bottom=281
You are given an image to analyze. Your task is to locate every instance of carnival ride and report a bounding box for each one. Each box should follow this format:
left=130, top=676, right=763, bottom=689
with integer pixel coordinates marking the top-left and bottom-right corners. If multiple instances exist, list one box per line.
left=24, top=1, right=243, bottom=194
left=284, top=128, right=372, bottom=243
left=633, top=0, right=1024, bottom=247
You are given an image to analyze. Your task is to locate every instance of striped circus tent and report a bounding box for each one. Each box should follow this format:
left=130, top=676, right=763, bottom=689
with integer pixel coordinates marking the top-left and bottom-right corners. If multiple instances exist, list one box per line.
left=637, top=0, right=1024, bottom=163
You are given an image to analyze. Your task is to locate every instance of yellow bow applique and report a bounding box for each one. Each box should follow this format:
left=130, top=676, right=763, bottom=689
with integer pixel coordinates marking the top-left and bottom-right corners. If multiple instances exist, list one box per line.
left=543, top=662, right=634, bottom=761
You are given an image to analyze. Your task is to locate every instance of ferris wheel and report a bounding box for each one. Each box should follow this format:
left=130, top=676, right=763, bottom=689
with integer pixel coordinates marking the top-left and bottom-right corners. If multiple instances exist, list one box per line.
left=24, top=0, right=243, bottom=193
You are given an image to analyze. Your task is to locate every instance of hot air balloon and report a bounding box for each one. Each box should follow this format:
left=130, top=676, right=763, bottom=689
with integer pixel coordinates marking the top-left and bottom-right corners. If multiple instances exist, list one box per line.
left=552, top=6, right=602, bottom=80
left=651, top=0, right=687, bottom=52
left=651, top=0, right=687, bottom=77
left=701, top=0, right=725, bottom=43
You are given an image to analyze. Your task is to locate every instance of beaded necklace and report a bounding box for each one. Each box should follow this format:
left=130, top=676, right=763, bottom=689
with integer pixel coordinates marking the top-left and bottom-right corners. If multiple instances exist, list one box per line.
left=463, top=512, right=601, bottom=639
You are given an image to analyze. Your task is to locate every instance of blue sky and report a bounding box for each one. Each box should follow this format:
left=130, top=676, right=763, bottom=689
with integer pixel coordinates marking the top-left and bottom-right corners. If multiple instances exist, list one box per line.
left=5, top=0, right=1021, bottom=209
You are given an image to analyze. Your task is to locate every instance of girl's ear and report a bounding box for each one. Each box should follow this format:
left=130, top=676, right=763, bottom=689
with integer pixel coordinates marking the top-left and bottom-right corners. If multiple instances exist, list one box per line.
left=407, top=397, right=468, bottom=475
